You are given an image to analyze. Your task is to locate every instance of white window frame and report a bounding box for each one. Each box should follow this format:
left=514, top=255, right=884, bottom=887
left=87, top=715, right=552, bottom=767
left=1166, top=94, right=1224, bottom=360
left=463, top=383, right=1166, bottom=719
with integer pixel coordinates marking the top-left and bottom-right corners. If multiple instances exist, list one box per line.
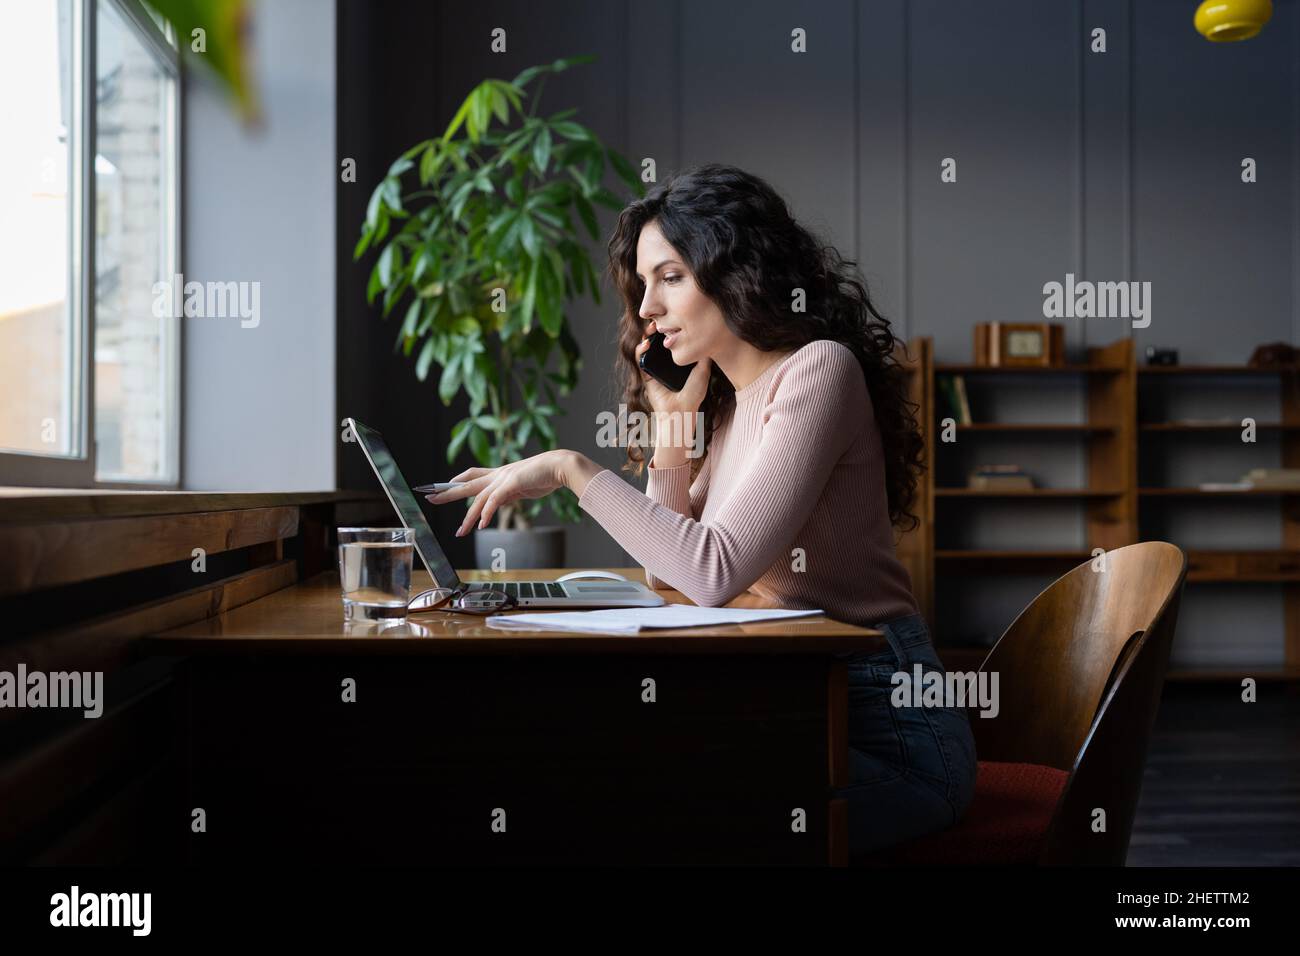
left=0, top=0, right=182, bottom=489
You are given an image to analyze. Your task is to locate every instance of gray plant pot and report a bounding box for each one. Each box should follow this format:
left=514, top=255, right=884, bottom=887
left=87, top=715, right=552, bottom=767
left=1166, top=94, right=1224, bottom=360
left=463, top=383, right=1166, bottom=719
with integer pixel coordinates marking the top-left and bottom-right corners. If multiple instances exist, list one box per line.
left=473, top=525, right=566, bottom=571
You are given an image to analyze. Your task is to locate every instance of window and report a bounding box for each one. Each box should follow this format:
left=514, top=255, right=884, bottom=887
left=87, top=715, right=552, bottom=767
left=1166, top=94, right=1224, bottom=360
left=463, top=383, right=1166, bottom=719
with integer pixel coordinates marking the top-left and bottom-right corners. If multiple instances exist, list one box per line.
left=0, top=0, right=180, bottom=488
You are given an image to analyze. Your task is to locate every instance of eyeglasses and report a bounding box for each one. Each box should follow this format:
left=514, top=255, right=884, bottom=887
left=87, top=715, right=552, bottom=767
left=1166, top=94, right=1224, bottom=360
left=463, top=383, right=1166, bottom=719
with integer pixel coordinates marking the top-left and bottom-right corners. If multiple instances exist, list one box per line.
left=407, top=587, right=520, bottom=616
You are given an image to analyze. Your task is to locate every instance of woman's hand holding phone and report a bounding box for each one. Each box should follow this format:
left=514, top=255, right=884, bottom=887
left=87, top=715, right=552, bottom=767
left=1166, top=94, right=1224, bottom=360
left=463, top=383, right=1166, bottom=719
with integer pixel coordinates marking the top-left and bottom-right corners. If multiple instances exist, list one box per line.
left=635, top=320, right=711, bottom=469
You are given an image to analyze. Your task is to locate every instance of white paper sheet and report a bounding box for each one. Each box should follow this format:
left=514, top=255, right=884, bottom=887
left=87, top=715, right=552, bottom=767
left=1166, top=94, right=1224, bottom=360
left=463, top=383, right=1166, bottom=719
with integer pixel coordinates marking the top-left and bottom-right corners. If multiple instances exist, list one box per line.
left=485, top=605, right=825, bottom=635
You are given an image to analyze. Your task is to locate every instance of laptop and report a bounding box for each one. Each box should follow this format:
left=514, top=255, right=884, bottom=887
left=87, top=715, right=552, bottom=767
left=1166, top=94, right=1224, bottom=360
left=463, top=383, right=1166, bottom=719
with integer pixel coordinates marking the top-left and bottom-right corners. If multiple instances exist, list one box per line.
left=346, top=417, right=665, bottom=609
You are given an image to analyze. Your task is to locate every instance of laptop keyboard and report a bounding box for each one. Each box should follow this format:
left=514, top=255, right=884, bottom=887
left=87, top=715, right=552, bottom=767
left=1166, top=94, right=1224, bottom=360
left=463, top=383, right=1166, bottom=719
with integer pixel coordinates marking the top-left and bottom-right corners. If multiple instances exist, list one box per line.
left=466, top=581, right=565, bottom=599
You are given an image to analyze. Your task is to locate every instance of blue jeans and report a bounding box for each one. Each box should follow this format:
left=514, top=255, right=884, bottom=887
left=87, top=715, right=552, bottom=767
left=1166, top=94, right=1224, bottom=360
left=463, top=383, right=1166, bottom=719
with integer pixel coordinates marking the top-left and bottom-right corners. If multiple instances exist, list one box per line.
left=833, top=613, right=978, bottom=856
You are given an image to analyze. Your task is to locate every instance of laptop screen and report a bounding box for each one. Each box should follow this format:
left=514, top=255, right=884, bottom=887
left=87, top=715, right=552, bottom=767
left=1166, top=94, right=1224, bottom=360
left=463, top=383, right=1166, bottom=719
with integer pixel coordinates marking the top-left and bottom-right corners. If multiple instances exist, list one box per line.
left=347, top=418, right=460, bottom=591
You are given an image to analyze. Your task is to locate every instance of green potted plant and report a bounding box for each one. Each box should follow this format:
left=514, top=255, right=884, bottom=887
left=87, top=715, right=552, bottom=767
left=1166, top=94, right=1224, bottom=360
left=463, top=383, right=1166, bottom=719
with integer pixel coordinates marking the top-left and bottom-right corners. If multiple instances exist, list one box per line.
left=354, top=55, right=644, bottom=568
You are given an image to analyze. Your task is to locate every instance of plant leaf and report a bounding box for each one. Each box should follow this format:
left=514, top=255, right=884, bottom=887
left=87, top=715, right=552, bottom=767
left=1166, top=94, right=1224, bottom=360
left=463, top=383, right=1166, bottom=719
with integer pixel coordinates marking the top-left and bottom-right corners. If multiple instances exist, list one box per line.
left=489, top=84, right=509, bottom=125
left=443, top=93, right=473, bottom=143
left=592, top=185, right=623, bottom=211
left=382, top=177, right=403, bottom=212
left=584, top=257, right=601, bottom=305
left=377, top=242, right=398, bottom=286
left=519, top=214, right=540, bottom=260
left=551, top=120, right=589, bottom=141
left=438, top=357, right=463, bottom=404
left=415, top=338, right=436, bottom=381
left=448, top=282, right=468, bottom=315
left=573, top=193, right=599, bottom=239
left=382, top=273, right=410, bottom=318
left=463, top=354, right=486, bottom=407
left=353, top=228, right=372, bottom=260
left=535, top=256, right=561, bottom=336
left=552, top=54, right=596, bottom=72
left=447, top=418, right=472, bottom=463
left=417, top=297, right=442, bottom=335
left=431, top=330, right=450, bottom=364
left=450, top=180, right=475, bottom=220
left=468, top=85, right=490, bottom=141
left=365, top=186, right=384, bottom=230
left=419, top=144, right=439, bottom=184
left=583, top=147, right=605, bottom=186
left=532, top=409, right=556, bottom=443
left=607, top=148, right=640, bottom=190
left=401, top=298, right=422, bottom=339
left=400, top=139, right=431, bottom=161
left=510, top=64, right=544, bottom=89
left=468, top=425, right=492, bottom=465
left=520, top=256, right=539, bottom=332
left=144, top=0, right=258, bottom=120
left=452, top=316, right=480, bottom=337
left=494, top=79, right=523, bottom=114
left=545, top=246, right=567, bottom=298
left=500, top=211, right=523, bottom=254
left=532, top=126, right=552, bottom=174
left=531, top=203, right=565, bottom=230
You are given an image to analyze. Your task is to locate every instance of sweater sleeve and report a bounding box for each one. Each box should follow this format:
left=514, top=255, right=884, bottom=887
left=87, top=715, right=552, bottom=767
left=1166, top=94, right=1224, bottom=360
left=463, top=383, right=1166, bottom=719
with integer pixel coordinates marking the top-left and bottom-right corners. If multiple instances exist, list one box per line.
left=641, top=455, right=708, bottom=589
left=578, top=341, right=865, bottom=606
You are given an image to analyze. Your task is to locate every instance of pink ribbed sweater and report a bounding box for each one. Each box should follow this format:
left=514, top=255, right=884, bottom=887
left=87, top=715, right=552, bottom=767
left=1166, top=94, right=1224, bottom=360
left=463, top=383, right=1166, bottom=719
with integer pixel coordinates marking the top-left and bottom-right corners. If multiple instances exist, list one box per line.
left=578, top=339, right=919, bottom=627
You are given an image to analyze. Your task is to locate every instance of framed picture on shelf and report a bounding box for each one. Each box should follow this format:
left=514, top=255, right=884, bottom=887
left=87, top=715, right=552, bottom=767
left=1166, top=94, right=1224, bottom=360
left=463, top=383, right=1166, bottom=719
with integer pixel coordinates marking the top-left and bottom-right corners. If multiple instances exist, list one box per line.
left=974, top=322, right=1065, bottom=367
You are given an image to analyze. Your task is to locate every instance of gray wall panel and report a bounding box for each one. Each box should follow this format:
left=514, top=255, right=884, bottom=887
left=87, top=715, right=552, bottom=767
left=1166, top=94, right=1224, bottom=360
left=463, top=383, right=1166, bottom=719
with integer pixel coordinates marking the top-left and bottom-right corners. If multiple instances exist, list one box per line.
left=372, top=0, right=1299, bottom=663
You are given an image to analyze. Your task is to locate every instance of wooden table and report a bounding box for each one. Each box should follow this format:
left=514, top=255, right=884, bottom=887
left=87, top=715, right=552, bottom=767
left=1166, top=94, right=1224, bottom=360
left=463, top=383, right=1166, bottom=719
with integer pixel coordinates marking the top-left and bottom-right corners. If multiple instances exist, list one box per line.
left=145, top=568, right=886, bottom=865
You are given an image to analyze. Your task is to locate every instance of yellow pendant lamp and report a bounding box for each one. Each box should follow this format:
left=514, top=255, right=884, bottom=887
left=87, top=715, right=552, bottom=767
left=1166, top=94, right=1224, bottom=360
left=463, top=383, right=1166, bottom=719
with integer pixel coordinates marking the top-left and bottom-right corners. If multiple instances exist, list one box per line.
left=1194, top=0, right=1273, bottom=41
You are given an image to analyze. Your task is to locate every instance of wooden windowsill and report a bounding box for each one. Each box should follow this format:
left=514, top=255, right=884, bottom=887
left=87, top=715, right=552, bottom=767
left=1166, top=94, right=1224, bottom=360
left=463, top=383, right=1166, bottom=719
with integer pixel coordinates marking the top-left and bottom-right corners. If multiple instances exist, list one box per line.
left=0, top=487, right=384, bottom=523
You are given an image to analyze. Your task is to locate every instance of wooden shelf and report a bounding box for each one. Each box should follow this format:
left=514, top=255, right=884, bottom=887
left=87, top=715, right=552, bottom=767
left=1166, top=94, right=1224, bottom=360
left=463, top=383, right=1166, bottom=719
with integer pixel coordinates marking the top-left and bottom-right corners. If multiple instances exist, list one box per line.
left=945, top=423, right=1116, bottom=433
left=1140, top=487, right=1300, bottom=496
left=935, top=550, right=1092, bottom=574
left=1139, top=365, right=1297, bottom=375
left=937, top=549, right=1091, bottom=561
left=1184, top=550, right=1300, bottom=582
left=936, top=363, right=1122, bottom=375
left=1140, top=422, right=1300, bottom=431
left=935, top=488, right=1122, bottom=498
left=1188, top=573, right=1300, bottom=582
left=907, top=336, right=1300, bottom=680
left=1165, top=667, right=1300, bottom=681
left=934, top=548, right=1300, bottom=581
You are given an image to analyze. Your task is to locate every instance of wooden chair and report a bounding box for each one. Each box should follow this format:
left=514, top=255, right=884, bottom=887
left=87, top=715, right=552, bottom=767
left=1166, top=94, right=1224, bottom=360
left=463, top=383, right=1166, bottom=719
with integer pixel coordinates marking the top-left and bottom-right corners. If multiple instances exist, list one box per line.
left=854, top=541, right=1187, bottom=866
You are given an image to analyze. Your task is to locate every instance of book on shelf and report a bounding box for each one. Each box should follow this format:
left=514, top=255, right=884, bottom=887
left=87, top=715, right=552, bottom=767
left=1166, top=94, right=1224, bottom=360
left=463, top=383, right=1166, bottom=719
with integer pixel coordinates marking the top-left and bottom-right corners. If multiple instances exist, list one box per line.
left=968, top=466, right=1034, bottom=491
left=1196, top=469, right=1300, bottom=491
left=936, top=374, right=972, bottom=425
left=952, top=375, right=971, bottom=425
left=1243, top=468, right=1300, bottom=489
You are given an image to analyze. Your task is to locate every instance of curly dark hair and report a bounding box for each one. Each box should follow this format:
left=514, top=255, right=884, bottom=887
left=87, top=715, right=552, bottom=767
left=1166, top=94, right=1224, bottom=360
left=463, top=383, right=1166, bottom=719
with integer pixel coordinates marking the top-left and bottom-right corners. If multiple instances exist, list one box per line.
left=606, top=162, right=924, bottom=531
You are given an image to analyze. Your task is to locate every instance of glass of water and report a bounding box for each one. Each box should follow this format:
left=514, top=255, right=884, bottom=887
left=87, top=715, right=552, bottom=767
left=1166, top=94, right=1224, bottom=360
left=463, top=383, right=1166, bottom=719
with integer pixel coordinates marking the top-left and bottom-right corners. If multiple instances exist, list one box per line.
left=337, top=527, right=415, bottom=622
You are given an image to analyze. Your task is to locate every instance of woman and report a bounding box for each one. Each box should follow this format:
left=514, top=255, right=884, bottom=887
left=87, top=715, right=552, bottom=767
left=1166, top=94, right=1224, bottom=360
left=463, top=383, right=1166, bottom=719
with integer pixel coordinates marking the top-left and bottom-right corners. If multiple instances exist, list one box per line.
left=427, top=163, right=977, bottom=856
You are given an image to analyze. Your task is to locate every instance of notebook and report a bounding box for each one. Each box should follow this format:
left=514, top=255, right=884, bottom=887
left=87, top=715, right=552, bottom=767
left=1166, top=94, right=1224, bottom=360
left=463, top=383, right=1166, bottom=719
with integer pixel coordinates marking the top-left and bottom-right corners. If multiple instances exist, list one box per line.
left=485, top=605, right=824, bottom=635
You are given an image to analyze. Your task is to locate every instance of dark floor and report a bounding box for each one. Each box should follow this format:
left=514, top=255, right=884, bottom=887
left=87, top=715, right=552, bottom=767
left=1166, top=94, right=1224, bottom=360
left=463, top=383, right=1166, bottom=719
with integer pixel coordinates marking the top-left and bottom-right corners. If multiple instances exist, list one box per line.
left=1127, top=683, right=1300, bottom=866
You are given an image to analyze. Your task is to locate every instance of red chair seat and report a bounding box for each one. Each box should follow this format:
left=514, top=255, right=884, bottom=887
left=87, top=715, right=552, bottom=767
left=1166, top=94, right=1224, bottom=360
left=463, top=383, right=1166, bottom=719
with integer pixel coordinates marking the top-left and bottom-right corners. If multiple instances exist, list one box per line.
left=853, top=761, right=1069, bottom=866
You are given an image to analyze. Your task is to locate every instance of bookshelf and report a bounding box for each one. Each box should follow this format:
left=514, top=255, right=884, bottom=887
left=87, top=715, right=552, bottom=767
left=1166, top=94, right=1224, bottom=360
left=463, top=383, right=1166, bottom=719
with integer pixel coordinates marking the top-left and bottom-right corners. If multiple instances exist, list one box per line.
left=902, top=337, right=1300, bottom=682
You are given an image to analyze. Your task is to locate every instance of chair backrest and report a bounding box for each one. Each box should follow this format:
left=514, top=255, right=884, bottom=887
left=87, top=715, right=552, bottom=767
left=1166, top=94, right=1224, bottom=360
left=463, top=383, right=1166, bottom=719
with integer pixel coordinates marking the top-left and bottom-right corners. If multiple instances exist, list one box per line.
left=973, top=542, right=1185, bottom=766
left=971, top=542, right=1187, bottom=864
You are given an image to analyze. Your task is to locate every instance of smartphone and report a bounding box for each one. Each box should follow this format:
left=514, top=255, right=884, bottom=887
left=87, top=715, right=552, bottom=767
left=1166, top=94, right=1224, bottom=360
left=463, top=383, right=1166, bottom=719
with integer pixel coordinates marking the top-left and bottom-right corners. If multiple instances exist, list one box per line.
left=638, top=331, right=697, bottom=392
